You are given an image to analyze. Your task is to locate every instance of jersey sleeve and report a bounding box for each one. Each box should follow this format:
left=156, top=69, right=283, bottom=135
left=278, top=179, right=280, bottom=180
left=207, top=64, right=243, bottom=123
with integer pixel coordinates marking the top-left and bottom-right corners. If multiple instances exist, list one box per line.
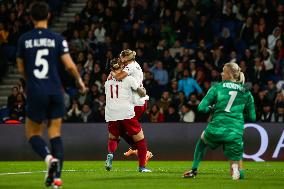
left=122, top=65, right=132, bottom=76
left=58, top=36, right=69, bottom=56
left=124, top=76, right=139, bottom=90
left=16, top=35, right=25, bottom=59
left=244, top=92, right=256, bottom=122
left=198, top=85, right=217, bottom=113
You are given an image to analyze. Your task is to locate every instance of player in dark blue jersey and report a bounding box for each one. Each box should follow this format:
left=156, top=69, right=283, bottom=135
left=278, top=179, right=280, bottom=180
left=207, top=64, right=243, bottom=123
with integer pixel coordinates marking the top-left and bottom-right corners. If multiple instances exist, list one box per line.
left=16, top=2, right=86, bottom=188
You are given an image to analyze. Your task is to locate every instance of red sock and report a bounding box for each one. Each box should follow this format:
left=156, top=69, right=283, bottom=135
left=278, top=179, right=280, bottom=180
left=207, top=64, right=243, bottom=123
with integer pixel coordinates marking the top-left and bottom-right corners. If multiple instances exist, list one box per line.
left=136, top=139, right=147, bottom=167
left=108, top=139, right=119, bottom=153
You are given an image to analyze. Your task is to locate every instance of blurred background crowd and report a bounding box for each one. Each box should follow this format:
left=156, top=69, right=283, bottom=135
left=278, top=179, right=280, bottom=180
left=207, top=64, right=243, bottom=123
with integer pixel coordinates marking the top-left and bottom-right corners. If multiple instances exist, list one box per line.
left=0, top=0, right=284, bottom=123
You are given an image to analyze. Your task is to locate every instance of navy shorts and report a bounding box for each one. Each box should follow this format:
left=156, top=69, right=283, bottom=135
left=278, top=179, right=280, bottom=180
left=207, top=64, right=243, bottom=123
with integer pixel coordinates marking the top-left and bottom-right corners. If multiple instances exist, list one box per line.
left=26, top=93, right=64, bottom=123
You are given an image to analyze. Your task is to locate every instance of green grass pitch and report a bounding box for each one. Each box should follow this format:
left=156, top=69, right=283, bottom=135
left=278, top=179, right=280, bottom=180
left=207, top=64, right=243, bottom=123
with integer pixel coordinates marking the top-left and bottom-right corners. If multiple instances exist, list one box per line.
left=0, top=161, right=283, bottom=189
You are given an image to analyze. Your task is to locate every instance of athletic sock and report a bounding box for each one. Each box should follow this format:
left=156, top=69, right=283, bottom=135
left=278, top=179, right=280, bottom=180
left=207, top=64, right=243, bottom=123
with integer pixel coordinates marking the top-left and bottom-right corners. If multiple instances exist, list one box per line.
left=108, top=139, right=119, bottom=153
left=29, top=135, right=50, bottom=159
left=50, top=137, right=64, bottom=178
left=192, top=139, right=207, bottom=170
left=136, top=139, right=147, bottom=167
left=239, top=169, right=245, bottom=179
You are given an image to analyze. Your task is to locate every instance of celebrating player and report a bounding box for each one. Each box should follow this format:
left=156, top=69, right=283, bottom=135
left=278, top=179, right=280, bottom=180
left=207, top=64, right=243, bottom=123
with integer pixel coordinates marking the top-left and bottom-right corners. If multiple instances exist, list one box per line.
left=16, top=2, right=86, bottom=188
left=105, top=58, right=151, bottom=172
left=183, top=62, right=256, bottom=180
left=111, top=49, right=153, bottom=161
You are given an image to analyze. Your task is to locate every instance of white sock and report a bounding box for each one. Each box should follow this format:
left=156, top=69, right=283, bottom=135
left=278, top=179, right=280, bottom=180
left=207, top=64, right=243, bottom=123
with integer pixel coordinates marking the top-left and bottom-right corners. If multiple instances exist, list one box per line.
left=231, top=163, right=240, bottom=180
left=45, top=154, right=53, bottom=165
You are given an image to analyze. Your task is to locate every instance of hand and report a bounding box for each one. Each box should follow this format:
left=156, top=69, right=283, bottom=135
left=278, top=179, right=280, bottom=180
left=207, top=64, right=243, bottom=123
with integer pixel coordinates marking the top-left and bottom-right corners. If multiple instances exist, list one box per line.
left=107, top=73, right=112, bottom=80
left=77, top=78, right=88, bottom=94
left=110, top=71, right=116, bottom=77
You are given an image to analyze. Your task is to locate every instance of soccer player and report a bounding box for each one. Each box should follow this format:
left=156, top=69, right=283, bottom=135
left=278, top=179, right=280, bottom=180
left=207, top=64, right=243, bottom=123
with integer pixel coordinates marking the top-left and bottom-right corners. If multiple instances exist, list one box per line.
left=105, top=58, right=151, bottom=172
left=183, top=62, right=256, bottom=180
left=16, top=2, right=86, bottom=188
left=111, top=49, right=153, bottom=161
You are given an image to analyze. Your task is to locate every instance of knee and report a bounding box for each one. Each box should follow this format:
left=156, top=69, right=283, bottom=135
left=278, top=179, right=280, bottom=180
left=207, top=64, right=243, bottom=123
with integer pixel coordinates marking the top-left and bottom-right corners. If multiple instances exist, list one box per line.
left=109, top=133, right=119, bottom=140
left=132, top=130, right=144, bottom=142
left=25, top=129, right=42, bottom=140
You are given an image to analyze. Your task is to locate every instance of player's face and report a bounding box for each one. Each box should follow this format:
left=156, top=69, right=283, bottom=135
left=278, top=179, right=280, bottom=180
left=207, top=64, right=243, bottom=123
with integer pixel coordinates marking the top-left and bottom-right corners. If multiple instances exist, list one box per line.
left=221, top=66, right=231, bottom=81
left=119, top=56, right=129, bottom=66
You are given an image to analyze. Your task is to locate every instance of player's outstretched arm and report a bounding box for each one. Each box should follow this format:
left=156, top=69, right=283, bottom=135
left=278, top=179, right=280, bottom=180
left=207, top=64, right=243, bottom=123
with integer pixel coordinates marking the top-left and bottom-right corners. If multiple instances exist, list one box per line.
left=16, top=58, right=26, bottom=80
left=111, top=70, right=128, bottom=81
left=61, top=53, right=87, bottom=93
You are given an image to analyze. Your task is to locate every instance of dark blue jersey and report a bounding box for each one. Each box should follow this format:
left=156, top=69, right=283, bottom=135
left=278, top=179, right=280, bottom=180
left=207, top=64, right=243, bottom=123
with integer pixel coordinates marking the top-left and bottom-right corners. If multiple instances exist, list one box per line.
left=16, top=28, right=69, bottom=95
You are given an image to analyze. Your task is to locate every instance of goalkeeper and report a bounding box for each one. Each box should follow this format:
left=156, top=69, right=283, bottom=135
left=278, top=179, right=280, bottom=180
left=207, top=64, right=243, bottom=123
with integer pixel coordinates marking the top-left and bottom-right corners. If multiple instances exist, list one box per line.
left=183, top=62, right=256, bottom=180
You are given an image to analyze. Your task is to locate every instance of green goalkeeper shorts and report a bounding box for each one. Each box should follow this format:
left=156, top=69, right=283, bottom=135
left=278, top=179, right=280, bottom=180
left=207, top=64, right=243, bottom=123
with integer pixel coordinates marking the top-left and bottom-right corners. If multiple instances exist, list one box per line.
left=203, top=128, right=243, bottom=161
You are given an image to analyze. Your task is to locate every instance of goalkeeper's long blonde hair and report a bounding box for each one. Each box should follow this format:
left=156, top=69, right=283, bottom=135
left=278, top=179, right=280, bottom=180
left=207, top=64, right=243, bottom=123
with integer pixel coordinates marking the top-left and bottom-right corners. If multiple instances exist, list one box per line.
left=224, top=61, right=245, bottom=84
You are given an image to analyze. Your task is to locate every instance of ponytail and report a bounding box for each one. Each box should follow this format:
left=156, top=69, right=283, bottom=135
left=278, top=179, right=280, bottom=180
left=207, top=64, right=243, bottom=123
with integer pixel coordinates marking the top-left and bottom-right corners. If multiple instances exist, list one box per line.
left=224, top=62, right=246, bottom=84
left=238, top=71, right=245, bottom=84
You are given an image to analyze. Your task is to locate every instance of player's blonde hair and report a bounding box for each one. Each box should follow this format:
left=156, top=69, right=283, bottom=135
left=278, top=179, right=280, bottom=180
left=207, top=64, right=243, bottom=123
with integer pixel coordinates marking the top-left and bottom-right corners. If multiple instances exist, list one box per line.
left=120, top=49, right=136, bottom=61
left=224, top=62, right=245, bottom=84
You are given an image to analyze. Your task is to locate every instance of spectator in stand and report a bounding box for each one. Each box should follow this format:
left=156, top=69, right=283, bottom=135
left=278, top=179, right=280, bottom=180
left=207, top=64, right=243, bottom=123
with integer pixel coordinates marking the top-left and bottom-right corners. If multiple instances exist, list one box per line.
left=188, top=60, right=198, bottom=79
left=173, top=91, right=186, bottom=111
left=275, top=92, right=284, bottom=109
left=161, top=49, right=176, bottom=76
left=252, top=57, right=266, bottom=85
left=188, top=93, right=200, bottom=113
left=9, top=93, right=25, bottom=123
left=91, top=93, right=105, bottom=114
left=265, top=80, right=278, bottom=103
left=168, top=79, right=179, bottom=100
left=272, top=103, right=284, bottom=122
left=157, top=91, right=172, bottom=113
left=94, top=21, right=106, bottom=44
left=143, top=71, right=160, bottom=101
left=66, top=100, right=81, bottom=123
left=260, top=102, right=273, bottom=122
left=84, top=52, right=95, bottom=73
left=173, top=62, right=184, bottom=80
left=150, top=60, right=169, bottom=95
left=178, top=69, right=202, bottom=99
left=90, top=62, right=103, bottom=84
left=80, top=104, right=94, bottom=123
left=0, top=22, right=8, bottom=45
left=7, top=87, right=18, bottom=110
left=180, top=104, right=195, bottom=123
left=268, top=27, right=281, bottom=50
left=164, top=105, right=180, bottom=122
left=89, top=83, right=101, bottom=102
left=70, top=30, right=87, bottom=53
left=273, top=39, right=284, bottom=61
left=147, top=104, right=164, bottom=123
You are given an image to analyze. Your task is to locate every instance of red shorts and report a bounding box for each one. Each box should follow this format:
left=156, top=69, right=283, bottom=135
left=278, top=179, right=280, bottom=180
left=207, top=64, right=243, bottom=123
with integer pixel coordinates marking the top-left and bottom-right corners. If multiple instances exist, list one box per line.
left=134, top=101, right=148, bottom=119
left=108, top=117, right=142, bottom=137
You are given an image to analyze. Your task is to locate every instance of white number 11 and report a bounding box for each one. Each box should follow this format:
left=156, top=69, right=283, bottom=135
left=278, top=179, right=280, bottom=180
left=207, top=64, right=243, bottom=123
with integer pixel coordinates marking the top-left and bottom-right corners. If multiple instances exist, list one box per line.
left=224, top=91, right=238, bottom=112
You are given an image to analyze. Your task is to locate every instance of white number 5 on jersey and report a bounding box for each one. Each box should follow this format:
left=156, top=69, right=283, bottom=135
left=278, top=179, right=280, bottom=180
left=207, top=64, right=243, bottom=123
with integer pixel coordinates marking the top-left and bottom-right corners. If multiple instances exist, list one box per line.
left=34, top=49, right=49, bottom=79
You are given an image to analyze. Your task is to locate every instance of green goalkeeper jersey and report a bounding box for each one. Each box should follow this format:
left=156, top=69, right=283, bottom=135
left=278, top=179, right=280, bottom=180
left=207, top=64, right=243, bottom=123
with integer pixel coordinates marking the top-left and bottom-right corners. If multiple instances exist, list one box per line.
left=198, top=81, right=256, bottom=136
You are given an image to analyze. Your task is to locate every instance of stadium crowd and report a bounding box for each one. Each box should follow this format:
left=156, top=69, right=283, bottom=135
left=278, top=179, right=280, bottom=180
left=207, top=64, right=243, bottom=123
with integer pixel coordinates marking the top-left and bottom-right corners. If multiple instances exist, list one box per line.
left=1, top=0, right=284, bottom=123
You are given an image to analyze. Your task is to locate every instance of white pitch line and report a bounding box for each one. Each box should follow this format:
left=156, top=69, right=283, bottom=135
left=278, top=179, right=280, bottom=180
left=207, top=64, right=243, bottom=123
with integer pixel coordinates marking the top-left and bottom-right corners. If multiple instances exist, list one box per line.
left=0, top=170, right=77, bottom=176
left=0, top=169, right=138, bottom=176
left=0, top=171, right=45, bottom=176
